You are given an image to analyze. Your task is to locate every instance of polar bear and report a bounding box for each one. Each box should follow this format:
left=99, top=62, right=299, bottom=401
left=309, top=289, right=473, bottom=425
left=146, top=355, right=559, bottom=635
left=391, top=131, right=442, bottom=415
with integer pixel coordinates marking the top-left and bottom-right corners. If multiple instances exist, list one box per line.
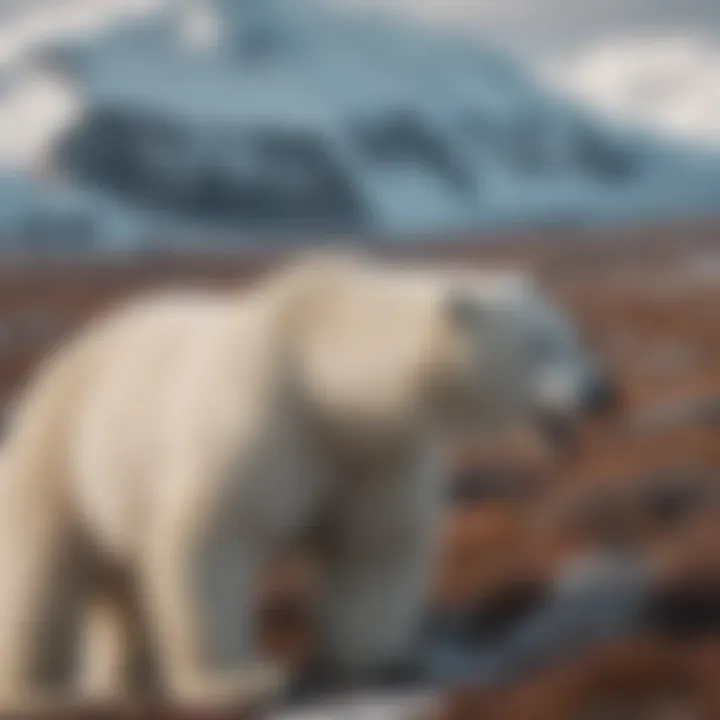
left=0, top=251, right=608, bottom=710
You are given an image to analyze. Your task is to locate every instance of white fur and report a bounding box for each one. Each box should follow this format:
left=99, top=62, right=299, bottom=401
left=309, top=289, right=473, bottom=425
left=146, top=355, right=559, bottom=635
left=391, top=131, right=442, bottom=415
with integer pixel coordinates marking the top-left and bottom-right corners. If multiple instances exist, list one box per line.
left=0, top=253, right=571, bottom=708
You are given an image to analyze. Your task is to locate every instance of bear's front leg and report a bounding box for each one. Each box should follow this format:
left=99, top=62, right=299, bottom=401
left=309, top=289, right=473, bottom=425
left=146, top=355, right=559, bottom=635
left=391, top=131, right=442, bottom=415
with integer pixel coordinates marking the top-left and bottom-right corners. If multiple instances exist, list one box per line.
left=140, top=481, right=283, bottom=710
left=320, top=454, right=444, bottom=687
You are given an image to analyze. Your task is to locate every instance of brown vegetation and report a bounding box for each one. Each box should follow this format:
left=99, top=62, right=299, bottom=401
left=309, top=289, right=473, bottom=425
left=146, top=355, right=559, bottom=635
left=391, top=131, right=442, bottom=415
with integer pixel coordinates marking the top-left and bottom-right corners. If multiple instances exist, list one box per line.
left=1, top=221, right=719, bottom=717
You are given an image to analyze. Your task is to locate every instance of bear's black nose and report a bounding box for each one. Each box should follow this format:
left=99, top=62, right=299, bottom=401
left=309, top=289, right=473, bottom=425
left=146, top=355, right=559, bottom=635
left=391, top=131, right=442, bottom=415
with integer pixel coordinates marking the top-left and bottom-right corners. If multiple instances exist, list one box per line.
left=582, top=373, right=619, bottom=415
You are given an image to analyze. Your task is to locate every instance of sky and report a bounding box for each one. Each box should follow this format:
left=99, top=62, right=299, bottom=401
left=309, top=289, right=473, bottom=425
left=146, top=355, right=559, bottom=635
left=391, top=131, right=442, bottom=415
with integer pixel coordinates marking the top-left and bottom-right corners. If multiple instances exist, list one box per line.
left=333, top=0, right=720, bottom=56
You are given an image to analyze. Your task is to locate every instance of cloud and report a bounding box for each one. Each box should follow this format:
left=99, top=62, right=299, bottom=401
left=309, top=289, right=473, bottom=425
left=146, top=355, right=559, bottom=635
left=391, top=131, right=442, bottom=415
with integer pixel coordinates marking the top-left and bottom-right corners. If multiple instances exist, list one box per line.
left=0, top=0, right=163, bottom=70
left=327, top=0, right=720, bottom=143
left=329, top=1, right=720, bottom=144
left=547, top=37, right=720, bottom=145
left=0, top=0, right=164, bottom=169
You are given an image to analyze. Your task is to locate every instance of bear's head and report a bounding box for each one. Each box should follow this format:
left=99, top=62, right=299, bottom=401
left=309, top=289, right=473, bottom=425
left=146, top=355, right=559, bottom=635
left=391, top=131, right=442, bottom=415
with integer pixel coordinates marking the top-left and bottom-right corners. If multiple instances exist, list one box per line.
left=269, top=252, right=614, bottom=452
left=461, top=270, right=617, bottom=434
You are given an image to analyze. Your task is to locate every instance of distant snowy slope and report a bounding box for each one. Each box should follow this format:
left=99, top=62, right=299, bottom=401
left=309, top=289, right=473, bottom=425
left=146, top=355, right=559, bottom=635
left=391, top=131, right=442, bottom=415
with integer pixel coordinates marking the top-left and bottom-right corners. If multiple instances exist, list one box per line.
left=0, top=0, right=719, bottom=251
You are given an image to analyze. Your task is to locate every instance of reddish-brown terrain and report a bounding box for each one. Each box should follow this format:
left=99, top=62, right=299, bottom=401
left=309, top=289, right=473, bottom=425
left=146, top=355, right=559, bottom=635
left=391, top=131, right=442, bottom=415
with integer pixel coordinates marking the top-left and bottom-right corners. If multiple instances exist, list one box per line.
left=1, top=220, right=719, bottom=718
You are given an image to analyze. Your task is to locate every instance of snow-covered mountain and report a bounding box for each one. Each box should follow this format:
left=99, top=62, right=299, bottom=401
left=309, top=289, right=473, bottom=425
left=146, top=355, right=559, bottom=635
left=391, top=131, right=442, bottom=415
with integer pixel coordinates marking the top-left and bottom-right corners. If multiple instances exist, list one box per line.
left=1, top=0, right=719, bottom=251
